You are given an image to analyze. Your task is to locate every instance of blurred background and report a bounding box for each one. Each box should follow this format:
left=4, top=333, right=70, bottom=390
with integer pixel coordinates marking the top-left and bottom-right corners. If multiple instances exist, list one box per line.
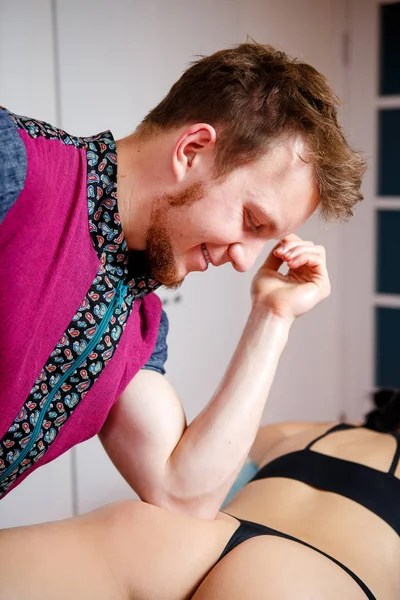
left=0, top=0, right=399, bottom=526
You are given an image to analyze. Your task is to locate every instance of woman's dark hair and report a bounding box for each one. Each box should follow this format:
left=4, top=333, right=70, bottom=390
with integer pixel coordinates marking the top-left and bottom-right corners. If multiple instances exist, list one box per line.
left=364, top=389, right=400, bottom=433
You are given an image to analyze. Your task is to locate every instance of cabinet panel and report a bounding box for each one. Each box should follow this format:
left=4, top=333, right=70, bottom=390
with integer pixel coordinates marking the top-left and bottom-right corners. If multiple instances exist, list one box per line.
left=0, top=0, right=73, bottom=526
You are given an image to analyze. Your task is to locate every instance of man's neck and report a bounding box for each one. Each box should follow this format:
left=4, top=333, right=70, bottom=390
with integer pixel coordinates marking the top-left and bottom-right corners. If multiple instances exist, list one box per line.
left=115, top=133, right=158, bottom=251
left=116, top=128, right=181, bottom=251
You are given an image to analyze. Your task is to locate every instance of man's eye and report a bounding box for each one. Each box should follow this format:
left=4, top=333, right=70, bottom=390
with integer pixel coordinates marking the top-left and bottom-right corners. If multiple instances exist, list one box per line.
left=246, top=212, right=261, bottom=233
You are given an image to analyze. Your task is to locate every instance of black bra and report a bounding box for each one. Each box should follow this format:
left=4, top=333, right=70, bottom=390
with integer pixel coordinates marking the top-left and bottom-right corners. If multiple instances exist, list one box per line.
left=251, top=423, right=400, bottom=535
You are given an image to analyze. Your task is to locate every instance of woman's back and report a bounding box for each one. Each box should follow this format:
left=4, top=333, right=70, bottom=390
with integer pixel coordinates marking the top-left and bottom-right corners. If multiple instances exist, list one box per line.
left=221, top=422, right=400, bottom=599
left=0, top=422, right=399, bottom=600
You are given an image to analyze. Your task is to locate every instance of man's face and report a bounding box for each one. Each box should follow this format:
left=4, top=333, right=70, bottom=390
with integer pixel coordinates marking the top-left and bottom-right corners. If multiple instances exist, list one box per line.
left=146, top=136, right=319, bottom=288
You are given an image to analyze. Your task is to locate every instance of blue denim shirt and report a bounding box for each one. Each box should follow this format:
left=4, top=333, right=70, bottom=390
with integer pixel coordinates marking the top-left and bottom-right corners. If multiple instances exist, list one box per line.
left=142, top=308, right=169, bottom=375
left=0, top=107, right=27, bottom=224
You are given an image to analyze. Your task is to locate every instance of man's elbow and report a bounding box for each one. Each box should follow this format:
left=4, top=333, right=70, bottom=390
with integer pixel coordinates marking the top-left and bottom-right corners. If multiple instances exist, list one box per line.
left=138, top=478, right=222, bottom=520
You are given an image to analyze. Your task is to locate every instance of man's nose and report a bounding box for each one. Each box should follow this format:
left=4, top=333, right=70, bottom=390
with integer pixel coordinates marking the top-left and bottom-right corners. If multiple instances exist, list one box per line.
left=228, top=239, right=267, bottom=273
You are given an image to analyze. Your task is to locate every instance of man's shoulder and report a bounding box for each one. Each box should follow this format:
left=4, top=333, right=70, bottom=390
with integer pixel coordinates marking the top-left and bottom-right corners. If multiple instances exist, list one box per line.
left=1, top=107, right=89, bottom=148
left=0, top=108, right=28, bottom=225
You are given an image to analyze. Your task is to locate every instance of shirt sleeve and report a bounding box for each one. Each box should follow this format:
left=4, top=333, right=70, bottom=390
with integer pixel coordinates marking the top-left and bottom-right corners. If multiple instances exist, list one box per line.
left=141, top=308, right=169, bottom=375
left=0, top=108, right=27, bottom=226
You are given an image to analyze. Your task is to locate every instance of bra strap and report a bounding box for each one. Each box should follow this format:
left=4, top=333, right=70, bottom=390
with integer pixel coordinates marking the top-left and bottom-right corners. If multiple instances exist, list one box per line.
left=305, top=423, right=355, bottom=450
left=388, top=433, right=400, bottom=475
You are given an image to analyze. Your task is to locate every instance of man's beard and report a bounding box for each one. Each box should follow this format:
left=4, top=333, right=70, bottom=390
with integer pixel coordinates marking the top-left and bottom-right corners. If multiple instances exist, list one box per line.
left=146, top=181, right=205, bottom=289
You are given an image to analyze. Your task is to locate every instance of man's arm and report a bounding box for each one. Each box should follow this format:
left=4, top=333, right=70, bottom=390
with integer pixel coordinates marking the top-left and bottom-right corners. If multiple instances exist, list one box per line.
left=100, top=235, right=330, bottom=519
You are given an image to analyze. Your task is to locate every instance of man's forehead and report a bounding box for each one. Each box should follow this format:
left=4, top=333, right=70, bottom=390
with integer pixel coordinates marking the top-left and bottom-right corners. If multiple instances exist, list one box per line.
left=254, top=178, right=319, bottom=236
left=253, top=136, right=314, bottom=175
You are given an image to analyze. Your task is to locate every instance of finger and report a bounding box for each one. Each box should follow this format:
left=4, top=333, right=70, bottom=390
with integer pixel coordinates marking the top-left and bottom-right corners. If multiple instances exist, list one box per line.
left=280, top=233, right=303, bottom=244
left=284, top=247, right=326, bottom=267
left=283, top=245, right=325, bottom=262
left=263, top=247, right=285, bottom=272
left=274, top=239, right=314, bottom=258
left=259, top=239, right=288, bottom=271
left=286, top=253, right=327, bottom=275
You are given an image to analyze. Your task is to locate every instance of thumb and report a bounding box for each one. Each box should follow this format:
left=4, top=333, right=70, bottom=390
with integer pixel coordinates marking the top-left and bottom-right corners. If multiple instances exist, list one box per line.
left=262, top=242, right=285, bottom=272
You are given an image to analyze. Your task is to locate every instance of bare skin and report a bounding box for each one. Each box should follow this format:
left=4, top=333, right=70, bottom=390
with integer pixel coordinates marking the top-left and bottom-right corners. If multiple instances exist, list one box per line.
left=202, top=422, right=400, bottom=600
left=100, top=232, right=329, bottom=518
left=97, top=130, right=325, bottom=520
left=0, top=422, right=399, bottom=600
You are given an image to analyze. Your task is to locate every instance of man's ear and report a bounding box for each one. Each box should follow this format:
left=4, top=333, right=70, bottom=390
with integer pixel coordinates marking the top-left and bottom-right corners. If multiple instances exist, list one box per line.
left=172, top=123, right=216, bottom=182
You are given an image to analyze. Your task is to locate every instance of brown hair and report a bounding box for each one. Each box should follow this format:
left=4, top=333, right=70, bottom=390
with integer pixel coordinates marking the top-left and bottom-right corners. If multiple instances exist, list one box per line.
left=140, top=43, right=366, bottom=221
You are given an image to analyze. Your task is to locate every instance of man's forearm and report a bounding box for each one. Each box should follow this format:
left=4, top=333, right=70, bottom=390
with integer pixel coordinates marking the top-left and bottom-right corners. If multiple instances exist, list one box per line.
left=164, top=306, right=292, bottom=518
left=102, top=237, right=329, bottom=519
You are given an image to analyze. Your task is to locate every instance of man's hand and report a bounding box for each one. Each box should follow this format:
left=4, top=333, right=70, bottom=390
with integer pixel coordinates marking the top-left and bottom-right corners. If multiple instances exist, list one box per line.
left=251, top=234, right=330, bottom=322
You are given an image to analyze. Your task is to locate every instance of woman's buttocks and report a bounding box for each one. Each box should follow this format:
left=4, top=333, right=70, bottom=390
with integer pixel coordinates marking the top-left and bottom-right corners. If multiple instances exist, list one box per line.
left=224, top=478, right=400, bottom=599
left=191, top=533, right=369, bottom=600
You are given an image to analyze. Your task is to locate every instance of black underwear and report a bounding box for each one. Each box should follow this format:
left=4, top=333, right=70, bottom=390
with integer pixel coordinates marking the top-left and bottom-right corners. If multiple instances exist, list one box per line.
left=217, top=517, right=376, bottom=600
left=251, top=424, right=400, bottom=536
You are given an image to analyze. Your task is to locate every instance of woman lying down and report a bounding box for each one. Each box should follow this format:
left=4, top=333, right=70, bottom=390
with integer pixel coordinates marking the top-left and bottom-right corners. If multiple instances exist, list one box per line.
left=0, top=388, right=399, bottom=600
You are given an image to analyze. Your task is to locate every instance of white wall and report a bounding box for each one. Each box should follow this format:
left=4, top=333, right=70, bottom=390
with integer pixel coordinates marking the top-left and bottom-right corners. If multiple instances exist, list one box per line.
left=232, top=0, right=350, bottom=424
left=0, top=0, right=57, bottom=120
left=339, top=0, right=377, bottom=421
left=0, top=0, right=351, bottom=521
left=340, top=0, right=400, bottom=420
left=0, top=0, right=74, bottom=527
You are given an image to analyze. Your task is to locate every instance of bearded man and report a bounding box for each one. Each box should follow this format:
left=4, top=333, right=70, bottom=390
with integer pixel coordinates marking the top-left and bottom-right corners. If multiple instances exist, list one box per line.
left=0, top=43, right=365, bottom=518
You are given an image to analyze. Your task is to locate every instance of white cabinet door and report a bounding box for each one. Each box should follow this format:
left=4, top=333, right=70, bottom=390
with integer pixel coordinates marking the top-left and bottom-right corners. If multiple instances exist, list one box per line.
left=340, top=0, right=400, bottom=420
left=54, top=0, right=349, bottom=513
left=236, top=0, right=350, bottom=425
left=0, top=453, right=73, bottom=528
left=55, top=0, right=243, bottom=513
left=0, top=0, right=57, bottom=120
left=0, top=0, right=74, bottom=527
